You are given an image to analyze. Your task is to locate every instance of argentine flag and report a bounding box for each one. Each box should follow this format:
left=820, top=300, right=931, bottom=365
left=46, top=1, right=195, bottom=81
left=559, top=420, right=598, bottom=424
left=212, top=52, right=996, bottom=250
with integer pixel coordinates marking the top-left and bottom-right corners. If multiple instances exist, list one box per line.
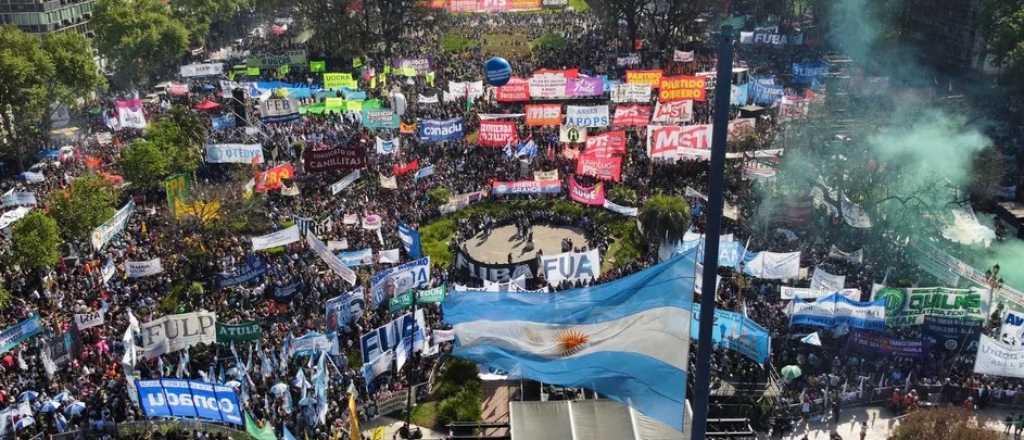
left=443, top=249, right=696, bottom=432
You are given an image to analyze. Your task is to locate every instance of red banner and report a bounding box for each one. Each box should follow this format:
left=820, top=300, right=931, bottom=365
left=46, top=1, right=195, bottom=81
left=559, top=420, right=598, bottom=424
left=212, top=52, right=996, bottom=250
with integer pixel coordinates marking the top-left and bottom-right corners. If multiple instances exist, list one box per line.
left=568, top=176, right=606, bottom=206
left=525, top=104, right=562, bottom=126
left=534, top=68, right=579, bottom=79
left=583, top=131, right=627, bottom=159
left=478, top=120, right=519, bottom=147
left=576, top=156, right=622, bottom=182
left=612, top=105, right=651, bottom=127
left=659, top=75, right=707, bottom=102
left=496, top=77, right=530, bottom=102
left=646, top=125, right=712, bottom=160
left=255, top=163, right=295, bottom=192
left=392, top=159, right=420, bottom=176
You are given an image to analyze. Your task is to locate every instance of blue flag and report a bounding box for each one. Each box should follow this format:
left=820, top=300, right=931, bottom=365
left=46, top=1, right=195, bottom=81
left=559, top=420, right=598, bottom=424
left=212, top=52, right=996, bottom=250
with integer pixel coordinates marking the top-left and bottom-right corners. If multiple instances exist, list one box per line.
left=398, top=223, right=422, bottom=259
left=443, top=249, right=698, bottom=432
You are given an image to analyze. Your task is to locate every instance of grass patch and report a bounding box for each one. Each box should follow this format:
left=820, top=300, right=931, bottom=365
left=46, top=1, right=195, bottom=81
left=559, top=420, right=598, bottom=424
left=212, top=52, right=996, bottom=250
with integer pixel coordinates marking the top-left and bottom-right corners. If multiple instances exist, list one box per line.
left=442, top=33, right=479, bottom=53
left=568, top=0, right=590, bottom=11
left=530, top=32, right=567, bottom=52
left=410, top=401, right=439, bottom=429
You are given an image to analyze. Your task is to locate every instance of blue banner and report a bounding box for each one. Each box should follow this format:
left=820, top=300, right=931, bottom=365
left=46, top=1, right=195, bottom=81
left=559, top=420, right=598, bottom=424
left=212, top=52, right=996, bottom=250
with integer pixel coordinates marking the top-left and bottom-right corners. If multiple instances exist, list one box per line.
left=136, top=379, right=243, bottom=425
left=0, top=314, right=43, bottom=355
left=161, top=379, right=198, bottom=418
left=790, top=293, right=886, bottom=331
left=414, top=165, right=435, bottom=181
left=792, top=62, right=829, bottom=85
left=731, top=83, right=750, bottom=107
left=211, top=114, right=236, bottom=131
left=338, top=248, right=373, bottom=267
left=271, top=280, right=303, bottom=302
left=750, top=77, right=784, bottom=106
left=186, top=381, right=221, bottom=421
left=341, top=88, right=367, bottom=100
left=691, top=304, right=771, bottom=364
left=418, top=118, right=464, bottom=143
left=217, top=255, right=266, bottom=288
left=846, top=330, right=924, bottom=358
left=137, top=380, right=171, bottom=417
left=398, top=223, right=422, bottom=259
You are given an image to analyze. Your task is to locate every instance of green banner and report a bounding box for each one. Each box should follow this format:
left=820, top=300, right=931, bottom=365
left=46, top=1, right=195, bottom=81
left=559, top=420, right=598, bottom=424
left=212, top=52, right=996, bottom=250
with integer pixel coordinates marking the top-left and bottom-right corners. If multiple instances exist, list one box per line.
left=246, top=67, right=260, bottom=76
left=324, top=72, right=357, bottom=89
left=309, top=60, right=326, bottom=73
left=164, top=174, right=188, bottom=218
left=216, top=321, right=261, bottom=343
left=872, top=287, right=984, bottom=327
left=389, top=285, right=446, bottom=313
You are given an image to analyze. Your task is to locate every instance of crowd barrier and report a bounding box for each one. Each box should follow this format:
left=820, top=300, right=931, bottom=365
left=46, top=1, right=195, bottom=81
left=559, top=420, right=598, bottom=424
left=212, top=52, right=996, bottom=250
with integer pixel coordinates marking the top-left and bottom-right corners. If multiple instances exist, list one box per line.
left=51, top=419, right=247, bottom=440
left=780, top=383, right=1024, bottom=418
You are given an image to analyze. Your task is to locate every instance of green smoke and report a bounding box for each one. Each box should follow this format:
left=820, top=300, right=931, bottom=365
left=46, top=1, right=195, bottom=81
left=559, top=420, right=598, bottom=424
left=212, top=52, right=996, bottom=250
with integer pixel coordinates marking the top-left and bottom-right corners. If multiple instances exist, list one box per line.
left=758, top=0, right=1017, bottom=289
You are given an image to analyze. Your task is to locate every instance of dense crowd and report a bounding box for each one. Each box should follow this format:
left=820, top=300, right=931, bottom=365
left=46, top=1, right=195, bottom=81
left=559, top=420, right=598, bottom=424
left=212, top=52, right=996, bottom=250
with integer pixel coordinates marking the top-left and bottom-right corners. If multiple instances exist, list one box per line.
left=0, top=4, right=1021, bottom=440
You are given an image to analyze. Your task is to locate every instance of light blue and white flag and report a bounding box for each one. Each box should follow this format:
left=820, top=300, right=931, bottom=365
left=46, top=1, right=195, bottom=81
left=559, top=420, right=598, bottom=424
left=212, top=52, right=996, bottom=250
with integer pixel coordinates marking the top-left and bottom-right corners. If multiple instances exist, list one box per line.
left=443, top=250, right=697, bottom=432
left=398, top=223, right=422, bottom=259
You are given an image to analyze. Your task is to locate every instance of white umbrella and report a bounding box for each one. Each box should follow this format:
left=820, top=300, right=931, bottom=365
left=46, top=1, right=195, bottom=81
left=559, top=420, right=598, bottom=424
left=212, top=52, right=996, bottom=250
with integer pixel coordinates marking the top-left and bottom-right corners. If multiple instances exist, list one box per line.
left=224, top=380, right=242, bottom=389
left=801, top=332, right=822, bottom=347
left=64, top=401, right=86, bottom=417
left=270, top=383, right=288, bottom=396
left=14, top=416, right=35, bottom=431
left=38, top=400, right=61, bottom=413
left=17, top=391, right=38, bottom=402
left=53, top=391, right=73, bottom=403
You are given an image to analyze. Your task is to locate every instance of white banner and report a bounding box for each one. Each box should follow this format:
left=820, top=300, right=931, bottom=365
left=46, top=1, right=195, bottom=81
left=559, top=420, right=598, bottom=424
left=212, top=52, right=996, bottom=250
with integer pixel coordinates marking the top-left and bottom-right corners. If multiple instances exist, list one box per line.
left=810, top=268, right=845, bottom=292
left=417, top=93, right=439, bottom=104
left=126, top=258, right=163, bottom=278
left=180, top=63, right=224, bottom=77
left=330, top=170, right=361, bottom=195
left=327, top=239, right=349, bottom=251
left=380, top=175, right=398, bottom=189
left=602, top=199, right=638, bottom=216
left=378, top=248, right=401, bottom=264
left=841, top=195, right=872, bottom=228
left=448, top=81, right=485, bottom=100
left=828, top=245, right=863, bottom=264
left=205, top=143, right=264, bottom=164
left=376, top=137, right=400, bottom=155
left=251, top=225, right=300, bottom=250
left=528, top=74, right=567, bottom=99
left=1, top=190, right=37, bottom=207
left=92, top=201, right=135, bottom=251
left=610, top=84, right=652, bottom=103
left=743, top=251, right=800, bottom=280
left=673, top=50, right=694, bottom=62
left=74, top=310, right=105, bottom=330
left=139, top=312, right=217, bottom=359
left=101, top=257, right=116, bottom=284
left=117, top=105, right=147, bottom=129
left=306, top=233, right=357, bottom=286
left=0, top=206, right=30, bottom=229
left=1000, top=312, right=1024, bottom=347
left=538, top=249, right=601, bottom=286
left=780, top=286, right=862, bottom=301
left=974, top=334, right=1024, bottom=379
left=651, top=100, right=693, bottom=124
left=565, top=105, right=610, bottom=128
left=559, top=125, right=588, bottom=143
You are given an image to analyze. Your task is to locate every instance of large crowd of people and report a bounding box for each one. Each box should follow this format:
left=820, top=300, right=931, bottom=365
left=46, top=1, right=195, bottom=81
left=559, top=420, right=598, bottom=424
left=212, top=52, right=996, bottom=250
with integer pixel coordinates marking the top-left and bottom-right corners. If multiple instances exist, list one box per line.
left=0, top=3, right=1021, bottom=440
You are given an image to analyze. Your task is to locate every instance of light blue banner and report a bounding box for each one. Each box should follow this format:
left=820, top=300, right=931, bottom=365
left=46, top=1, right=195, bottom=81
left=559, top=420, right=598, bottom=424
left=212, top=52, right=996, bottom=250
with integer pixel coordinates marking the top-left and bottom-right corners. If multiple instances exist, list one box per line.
left=791, top=293, right=887, bottom=331
left=0, top=314, right=42, bottom=355
left=691, top=304, right=770, bottom=364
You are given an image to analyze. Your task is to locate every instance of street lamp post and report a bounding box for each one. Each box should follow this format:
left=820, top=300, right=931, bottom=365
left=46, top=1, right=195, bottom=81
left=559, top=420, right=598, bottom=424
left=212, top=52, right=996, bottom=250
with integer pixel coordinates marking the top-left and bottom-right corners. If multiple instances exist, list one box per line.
left=690, top=25, right=734, bottom=440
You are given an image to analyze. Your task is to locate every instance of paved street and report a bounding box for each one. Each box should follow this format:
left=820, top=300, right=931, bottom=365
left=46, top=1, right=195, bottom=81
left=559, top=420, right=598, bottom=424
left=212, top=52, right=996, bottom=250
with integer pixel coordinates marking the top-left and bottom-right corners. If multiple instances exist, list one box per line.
left=775, top=406, right=1014, bottom=439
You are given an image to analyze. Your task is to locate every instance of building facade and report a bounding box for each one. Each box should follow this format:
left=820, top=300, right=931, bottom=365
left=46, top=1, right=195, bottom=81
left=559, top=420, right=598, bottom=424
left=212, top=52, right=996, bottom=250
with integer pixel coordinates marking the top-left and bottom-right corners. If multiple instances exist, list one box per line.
left=0, top=0, right=95, bottom=35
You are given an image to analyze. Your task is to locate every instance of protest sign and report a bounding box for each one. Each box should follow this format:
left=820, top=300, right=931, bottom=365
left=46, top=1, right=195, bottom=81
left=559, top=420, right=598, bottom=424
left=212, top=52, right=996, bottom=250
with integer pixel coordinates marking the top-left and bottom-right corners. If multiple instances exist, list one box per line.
left=326, top=288, right=365, bottom=332
left=216, top=321, right=261, bottom=344
left=577, top=156, right=622, bottom=182
left=303, top=144, right=366, bottom=173
left=496, top=78, right=530, bottom=102
left=92, top=200, right=135, bottom=251
left=872, top=287, right=984, bottom=327
left=0, top=315, right=42, bottom=354
left=525, top=104, right=562, bottom=126
left=846, top=330, right=925, bottom=358
left=565, top=105, right=610, bottom=128
left=690, top=303, right=771, bottom=364
left=610, top=84, right=652, bottom=103
left=646, top=125, right=712, bottom=160
left=455, top=248, right=537, bottom=282
left=74, top=310, right=105, bottom=330
left=528, top=73, right=567, bottom=99
left=974, top=335, right=1024, bottom=378
left=307, top=233, right=357, bottom=285
left=136, top=379, right=242, bottom=425
left=659, top=76, right=707, bottom=101
left=790, top=294, right=886, bottom=331
left=491, top=180, right=561, bottom=195
left=559, top=125, right=587, bottom=144
left=330, top=170, right=361, bottom=195
left=539, top=249, right=600, bottom=286
left=651, top=100, right=693, bottom=124
left=251, top=225, right=300, bottom=251
left=626, top=70, right=663, bottom=87
left=370, top=257, right=431, bottom=305
left=418, top=118, right=465, bottom=143
left=254, top=163, right=295, bottom=192
left=126, top=259, right=163, bottom=278
left=139, top=312, right=217, bottom=358
left=180, top=63, right=224, bottom=77
left=613, top=105, right=651, bottom=127
left=478, top=120, right=519, bottom=147
left=205, top=144, right=264, bottom=164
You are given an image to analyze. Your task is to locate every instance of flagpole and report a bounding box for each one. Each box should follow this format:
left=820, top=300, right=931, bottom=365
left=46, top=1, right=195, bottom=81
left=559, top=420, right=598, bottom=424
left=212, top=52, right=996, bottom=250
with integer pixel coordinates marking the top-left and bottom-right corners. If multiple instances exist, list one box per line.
left=691, top=26, right=733, bottom=440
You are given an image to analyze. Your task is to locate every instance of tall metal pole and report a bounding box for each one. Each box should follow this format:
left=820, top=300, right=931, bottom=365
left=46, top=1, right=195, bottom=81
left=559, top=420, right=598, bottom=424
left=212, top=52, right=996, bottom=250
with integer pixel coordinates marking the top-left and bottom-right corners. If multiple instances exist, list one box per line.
left=690, top=25, right=734, bottom=440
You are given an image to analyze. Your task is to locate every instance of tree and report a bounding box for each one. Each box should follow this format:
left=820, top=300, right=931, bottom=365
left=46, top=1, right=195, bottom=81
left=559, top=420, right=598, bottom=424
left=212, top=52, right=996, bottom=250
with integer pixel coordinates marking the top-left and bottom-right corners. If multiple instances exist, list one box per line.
left=427, top=187, right=452, bottom=208
left=41, top=31, right=107, bottom=108
left=171, top=0, right=250, bottom=47
left=121, top=139, right=171, bottom=189
left=608, top=186, right=638, bottom=206
left=93, top=0, right=189, bottom=87
left=294, top=0, right=369, bottom=58
left=47, top=174, right=119, bottom=241
left=11, top=211, right=61, bottom=272
left=891, top=408, right=1000, bottom=440
left=0, top=26, right=56, bottom=165
left=639, top=194, right=691, bottom=244
left=978, top=1, right=1024, bottom=90
left=968, top=146, right=1008, bottom=207
left=436, top=382, right=482, bottom=427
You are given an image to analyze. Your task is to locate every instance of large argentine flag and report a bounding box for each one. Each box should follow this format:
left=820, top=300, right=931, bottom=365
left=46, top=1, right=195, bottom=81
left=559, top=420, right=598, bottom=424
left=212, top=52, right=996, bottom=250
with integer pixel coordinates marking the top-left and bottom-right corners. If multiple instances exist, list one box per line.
left=443, top=249, right=696, bottom=432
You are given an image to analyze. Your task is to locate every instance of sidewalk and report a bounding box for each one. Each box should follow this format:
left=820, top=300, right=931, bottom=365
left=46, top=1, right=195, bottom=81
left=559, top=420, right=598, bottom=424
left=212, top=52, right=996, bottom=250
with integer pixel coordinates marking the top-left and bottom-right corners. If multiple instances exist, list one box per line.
left=773, top=406, right=1012, bottom=439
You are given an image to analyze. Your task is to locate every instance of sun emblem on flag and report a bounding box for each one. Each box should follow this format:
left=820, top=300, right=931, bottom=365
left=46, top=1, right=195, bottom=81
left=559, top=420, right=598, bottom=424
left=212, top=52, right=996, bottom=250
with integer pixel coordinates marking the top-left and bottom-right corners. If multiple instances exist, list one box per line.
left=557, top=329, right=590, bottom=357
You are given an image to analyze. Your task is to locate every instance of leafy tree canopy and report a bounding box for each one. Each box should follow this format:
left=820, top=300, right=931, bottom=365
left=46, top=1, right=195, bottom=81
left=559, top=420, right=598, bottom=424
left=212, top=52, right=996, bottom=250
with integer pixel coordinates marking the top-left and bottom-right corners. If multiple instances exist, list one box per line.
left=11, top=211, right=62, bottom=272
left=47, top=174, right=119, bottom=241
left=639, top=194, right=691, bottom=244
left=93, top=0, right=189, bottom=87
